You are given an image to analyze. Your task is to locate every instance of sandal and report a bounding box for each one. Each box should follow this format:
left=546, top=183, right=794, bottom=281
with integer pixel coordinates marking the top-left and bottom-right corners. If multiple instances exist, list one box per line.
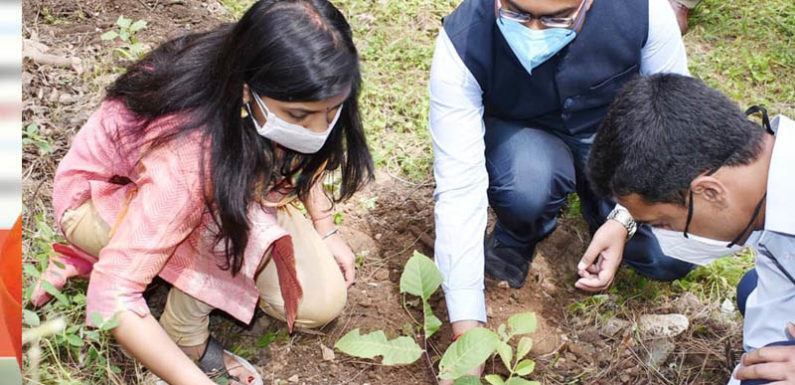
left=31, top=244, right=97, bottom=307
left=198, top=336, right=263, bottom=385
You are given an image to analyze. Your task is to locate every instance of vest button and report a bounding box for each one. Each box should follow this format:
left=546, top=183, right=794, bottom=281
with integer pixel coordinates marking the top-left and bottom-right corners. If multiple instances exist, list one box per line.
left=564, top=98, right=574, bottom=108
left=561, top=112, right=571, bottom=120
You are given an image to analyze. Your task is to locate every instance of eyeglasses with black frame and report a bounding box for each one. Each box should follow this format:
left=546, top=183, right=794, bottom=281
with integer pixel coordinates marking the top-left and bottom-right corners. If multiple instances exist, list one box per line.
left=496, top=0, right=588, bottom=28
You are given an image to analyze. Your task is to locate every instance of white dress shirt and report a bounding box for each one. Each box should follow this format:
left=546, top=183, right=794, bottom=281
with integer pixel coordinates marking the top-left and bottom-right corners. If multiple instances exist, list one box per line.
left=429, top=0, right=691, bottom=323
left=726, top=116, right=795, bottom=385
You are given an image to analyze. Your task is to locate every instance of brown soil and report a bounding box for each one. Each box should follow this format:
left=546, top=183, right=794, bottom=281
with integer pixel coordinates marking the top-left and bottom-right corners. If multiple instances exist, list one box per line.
left=21, top=0, right=743, bottom=384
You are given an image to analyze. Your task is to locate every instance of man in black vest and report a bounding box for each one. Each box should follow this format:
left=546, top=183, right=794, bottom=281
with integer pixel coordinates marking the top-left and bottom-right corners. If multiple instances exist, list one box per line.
left=429, top=0, right=696, bottom=371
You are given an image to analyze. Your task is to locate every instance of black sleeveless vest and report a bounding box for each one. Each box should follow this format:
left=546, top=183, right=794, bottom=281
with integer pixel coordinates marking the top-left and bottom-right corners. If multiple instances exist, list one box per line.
left=443, top=0, right=648, bottom=135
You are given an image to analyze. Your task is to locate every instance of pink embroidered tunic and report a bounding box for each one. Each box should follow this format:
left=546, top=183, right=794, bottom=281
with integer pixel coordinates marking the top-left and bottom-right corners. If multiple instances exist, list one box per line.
left=53, top=99, right=290, bottom=326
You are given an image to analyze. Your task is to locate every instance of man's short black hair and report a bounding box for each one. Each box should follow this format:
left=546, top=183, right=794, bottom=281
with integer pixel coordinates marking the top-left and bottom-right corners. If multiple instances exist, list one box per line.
left=587, top=74, right=766, bottom=206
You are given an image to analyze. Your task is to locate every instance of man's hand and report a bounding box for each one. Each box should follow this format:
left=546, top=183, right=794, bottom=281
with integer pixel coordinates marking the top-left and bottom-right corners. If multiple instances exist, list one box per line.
left=575, top=219, right=627, bottom=292
left=439, top=320, right=485, bottom=385
left=735, top=341, right=795, bottom=384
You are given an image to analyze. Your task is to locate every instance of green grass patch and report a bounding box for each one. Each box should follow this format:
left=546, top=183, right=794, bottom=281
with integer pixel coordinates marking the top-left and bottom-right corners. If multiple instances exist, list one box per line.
left=687, top=0, right=795, bottom=117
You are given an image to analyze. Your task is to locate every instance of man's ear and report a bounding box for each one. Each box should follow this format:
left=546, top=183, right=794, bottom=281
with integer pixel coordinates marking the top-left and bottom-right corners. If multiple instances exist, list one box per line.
left=241, top=84, right=251, bottom=104
left=691, top=175, right=728, bottom=207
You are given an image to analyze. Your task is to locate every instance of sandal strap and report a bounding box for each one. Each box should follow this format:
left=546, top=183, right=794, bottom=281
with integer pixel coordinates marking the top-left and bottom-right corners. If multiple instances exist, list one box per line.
left=197, top=336, right=240, bottom=383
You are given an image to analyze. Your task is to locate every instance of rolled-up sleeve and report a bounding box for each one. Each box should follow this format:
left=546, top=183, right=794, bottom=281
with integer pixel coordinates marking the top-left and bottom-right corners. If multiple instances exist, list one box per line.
left=429, top=29, right=489, bottom=324
left=85, top=140, right=205, bottom=327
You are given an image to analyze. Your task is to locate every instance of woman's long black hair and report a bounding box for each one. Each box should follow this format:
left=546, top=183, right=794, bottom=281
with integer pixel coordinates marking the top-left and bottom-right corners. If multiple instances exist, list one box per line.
left=105, top=0, right=373, bottom=274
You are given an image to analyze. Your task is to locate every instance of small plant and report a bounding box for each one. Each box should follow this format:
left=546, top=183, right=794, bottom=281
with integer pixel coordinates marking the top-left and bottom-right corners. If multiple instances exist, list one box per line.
left=22, top=123, right=54, bottom=155
left=23, top=213, right=122, bottom=382
left=335, top=251, right=540, bottom=384
left=101, top=15, right=148, bottom=61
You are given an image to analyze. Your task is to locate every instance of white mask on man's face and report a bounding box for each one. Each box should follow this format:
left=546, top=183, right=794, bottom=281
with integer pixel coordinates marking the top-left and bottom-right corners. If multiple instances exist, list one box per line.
left=652, top=227, right=745, bottom=266
left=246, top=89, right=342, bottom=154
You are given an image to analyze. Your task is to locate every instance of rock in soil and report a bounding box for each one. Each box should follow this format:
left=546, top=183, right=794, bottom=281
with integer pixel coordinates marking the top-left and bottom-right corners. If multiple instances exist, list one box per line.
left=638, top=314, right=689, bottom=338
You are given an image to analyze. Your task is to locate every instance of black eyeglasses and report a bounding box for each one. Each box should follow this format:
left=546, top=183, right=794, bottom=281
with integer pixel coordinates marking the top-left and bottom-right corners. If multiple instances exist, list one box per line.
left=496, top=0, right=588, bottom=28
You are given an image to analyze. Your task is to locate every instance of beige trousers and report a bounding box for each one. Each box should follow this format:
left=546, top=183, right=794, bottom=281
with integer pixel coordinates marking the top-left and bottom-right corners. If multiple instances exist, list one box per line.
left=62, top=202, right=347, bottom=347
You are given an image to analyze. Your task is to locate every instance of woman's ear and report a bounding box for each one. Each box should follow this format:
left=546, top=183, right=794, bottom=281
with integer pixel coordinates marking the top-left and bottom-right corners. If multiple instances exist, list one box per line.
left=241, top=84, right=251, bottom=104
left=691, top=175, right=728, bottom=207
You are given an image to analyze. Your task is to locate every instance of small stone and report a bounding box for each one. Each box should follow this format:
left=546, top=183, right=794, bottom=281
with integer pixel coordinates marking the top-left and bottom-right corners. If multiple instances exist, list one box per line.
left=497, top=281, right=510, bottom=289
left=374, top=269, right=389, bottom=281
left=321, top=343, right=335, bottom=361
left=638, top=314, right=689, bottom=338
left=721, top=298, right=737, bottom=317
left=620, top=374, right=631, bottom=383
left=374, top=233, right=382, bottom=240
left=288, top=374, right=299, bottom=382
left=359, top=297, right=372, bottom=308
left=600, top=317, right=631, bottom=337
left=645, top=337, right=676, bottom=368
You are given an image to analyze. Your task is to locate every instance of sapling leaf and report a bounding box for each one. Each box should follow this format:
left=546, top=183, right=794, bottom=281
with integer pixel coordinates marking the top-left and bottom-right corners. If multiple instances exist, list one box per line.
left=334, top=329, right=422, bottom=365
left=507, top=312, right=537, bottom=337
left=453, top=375, right=483, bottom=385
left=130, top=20, right=147, bottom=32
left=423, top=300, right=442, bottom=340
left=101, top=30, right=118, bottom=41
left=496, top=341, right=512, bottom=372
left=400, top=251, right=443, bottom=300
left=505, top=378, right=539, bottom=385
left=515, top=359, right=535, bottom=376
left=90, top=312, right=104, bottom=327
left=516, top=337, right=533, bottom=361
left=438, top=327, right=498, bottom=380
left=116, top=15, right=131, bottom=28
left=485, top=374, right=506, bottom=385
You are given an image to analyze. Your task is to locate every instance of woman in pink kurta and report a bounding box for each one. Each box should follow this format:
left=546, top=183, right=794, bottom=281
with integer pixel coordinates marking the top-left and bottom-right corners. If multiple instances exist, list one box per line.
left=31, top=1, right=373, bottom=384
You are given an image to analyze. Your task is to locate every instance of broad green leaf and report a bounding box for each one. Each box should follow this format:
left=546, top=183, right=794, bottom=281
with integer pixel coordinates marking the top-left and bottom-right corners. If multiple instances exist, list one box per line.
left=66, top=334, right=84, bottom=347
left=485, top=375, right=505, bottom=385
left=23, top=263, right=40, bottom=278
left=334, top=329, right=422, bottom=365
left=439, top=328, right=498, bottom=380
left=453, top=375, right=482, bottom=385
left=516, top=337, right=533, bottom=361
left=130, top=20, right=147, bottom=32
left=505, top=378, right=539, bottom=385
left=101, top=30, right=118, bottom=41
left=100, top=315, right=120, bottom=331
left=116, top=15, right=131, bottom=28
left=399, top=251, right=443, bottom=301
left=90, top=312, right=104, bottom=327
left=423, top=300, right=441, bottom=340
left=496, top=341, right=512, bottom=372
left=515, top=359, right=535, bottom=376
left=22, top=309, right=40, bottom=327
left=507, top=313, right=537, bottom=337
left=40, top=280, right=69, bottom=306
left=119, top=29, right=130, bottom=43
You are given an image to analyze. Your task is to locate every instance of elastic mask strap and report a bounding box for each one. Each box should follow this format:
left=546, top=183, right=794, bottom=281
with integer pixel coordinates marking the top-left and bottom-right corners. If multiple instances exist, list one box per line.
left=745, top=105, right=774, bottom=134
left=728, top=193, right=766, bottom=248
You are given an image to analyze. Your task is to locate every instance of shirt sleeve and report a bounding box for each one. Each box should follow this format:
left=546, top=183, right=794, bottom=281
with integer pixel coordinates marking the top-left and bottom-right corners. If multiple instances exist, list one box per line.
left=640, top=0, right=690, bottom=76
left=85, top=138, right=205, bottom=327
left=429, top=29, right=489, bottom=324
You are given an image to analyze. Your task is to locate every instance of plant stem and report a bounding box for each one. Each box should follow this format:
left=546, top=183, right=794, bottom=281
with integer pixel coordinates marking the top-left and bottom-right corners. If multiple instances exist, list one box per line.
left=423, top=337, right=440, bottom=385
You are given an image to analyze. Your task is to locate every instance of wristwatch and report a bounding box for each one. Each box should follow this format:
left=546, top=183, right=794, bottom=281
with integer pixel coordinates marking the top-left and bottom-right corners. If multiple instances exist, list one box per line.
left=607, top=207, right=637, bottom=240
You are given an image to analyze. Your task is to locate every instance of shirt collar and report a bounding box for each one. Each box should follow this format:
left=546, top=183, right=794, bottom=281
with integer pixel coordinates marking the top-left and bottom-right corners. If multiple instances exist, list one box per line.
left=764, top=115, right=795, bottom=236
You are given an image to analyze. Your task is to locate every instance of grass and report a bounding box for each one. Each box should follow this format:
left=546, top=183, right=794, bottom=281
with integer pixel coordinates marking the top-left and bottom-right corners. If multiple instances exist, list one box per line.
left=22, top=0, right=793, bottom=383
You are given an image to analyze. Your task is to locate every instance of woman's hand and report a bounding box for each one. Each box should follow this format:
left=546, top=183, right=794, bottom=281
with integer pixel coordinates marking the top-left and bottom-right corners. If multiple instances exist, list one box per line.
left=324, top=232, right=356, bottom=287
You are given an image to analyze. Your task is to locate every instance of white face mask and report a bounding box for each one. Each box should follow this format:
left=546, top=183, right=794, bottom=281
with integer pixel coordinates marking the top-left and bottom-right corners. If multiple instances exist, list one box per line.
left=651, top=227, right=745, bottom=266
left=247, top=90, right=343, bottom=154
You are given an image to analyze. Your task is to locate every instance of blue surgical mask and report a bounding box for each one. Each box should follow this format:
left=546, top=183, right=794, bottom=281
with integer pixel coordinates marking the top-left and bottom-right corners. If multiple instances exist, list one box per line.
left=497, top=18, right=577, bottom=74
